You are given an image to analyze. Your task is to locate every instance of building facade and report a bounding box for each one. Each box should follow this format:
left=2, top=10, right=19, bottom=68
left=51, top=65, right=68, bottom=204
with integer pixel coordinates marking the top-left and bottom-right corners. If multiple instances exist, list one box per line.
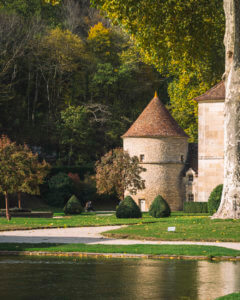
left=123, top=82, right=225, bottom=211
left=193, top=81, right=225, bottom=202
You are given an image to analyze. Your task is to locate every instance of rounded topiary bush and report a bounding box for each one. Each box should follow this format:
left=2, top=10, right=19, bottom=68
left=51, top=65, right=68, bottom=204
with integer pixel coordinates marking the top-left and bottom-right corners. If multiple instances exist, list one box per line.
left=149, top=195, right=171, bottom=218
left=208, top=184, right=223, bottom=215
left=64, top=195, right=83, bottom=215
left=116, top=196, right=142, bottom=218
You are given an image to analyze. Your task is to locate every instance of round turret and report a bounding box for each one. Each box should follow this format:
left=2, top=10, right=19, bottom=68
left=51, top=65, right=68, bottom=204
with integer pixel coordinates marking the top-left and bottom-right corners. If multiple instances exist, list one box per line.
left=122, top=93, right=188, bottom=211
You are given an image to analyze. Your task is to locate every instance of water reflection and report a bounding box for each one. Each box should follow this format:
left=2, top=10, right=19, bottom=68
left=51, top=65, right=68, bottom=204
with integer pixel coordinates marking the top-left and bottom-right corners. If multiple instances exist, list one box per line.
left=0, top=256, right=239, bottom=300
left=197, top=261, right=240, bottom=300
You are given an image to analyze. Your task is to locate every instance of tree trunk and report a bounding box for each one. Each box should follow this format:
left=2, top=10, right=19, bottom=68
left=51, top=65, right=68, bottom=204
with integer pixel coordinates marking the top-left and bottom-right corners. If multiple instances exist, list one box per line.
left=213, top=0, right=240, bottom=219
left=5, top=192, right=11, bottom=221
left=17, top=191, right=22, bottom=209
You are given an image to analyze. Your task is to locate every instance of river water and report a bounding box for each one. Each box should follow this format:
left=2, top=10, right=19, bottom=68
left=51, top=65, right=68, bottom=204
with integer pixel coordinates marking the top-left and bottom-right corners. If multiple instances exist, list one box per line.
left=0, top=256, right=239, bottom=300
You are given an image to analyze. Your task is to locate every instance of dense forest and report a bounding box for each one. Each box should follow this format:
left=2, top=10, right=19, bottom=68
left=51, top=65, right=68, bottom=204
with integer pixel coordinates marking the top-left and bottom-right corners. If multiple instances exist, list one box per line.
left=0, top=0, right=168, bottom=167
left=0, top=0, right=225, bottom=168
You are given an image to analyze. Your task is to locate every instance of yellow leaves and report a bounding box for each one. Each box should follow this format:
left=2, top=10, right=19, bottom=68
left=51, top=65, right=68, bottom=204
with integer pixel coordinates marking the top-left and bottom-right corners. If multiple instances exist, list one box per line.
left=88, top=22, right=110, bottom=41
left=44, top=0, right=60, bottom=5
left=43, top=28, right=84, bottom=72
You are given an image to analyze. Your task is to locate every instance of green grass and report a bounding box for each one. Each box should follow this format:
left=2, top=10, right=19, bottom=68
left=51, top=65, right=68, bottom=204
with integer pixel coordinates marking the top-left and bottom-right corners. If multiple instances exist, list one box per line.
left=1, top=212, right=240, bottom=243
left=0, top=212, right=158, bottom=231
left=0, top=243, right=239, bottom=258
left=215, top=292, right=240, bottom=299
left=103, top=215, right=240, bottom=242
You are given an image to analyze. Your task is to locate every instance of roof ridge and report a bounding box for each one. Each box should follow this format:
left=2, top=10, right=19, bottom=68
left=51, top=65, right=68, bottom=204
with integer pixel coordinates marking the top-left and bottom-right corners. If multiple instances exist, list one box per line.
left=194, top=81, right=225, bottom=101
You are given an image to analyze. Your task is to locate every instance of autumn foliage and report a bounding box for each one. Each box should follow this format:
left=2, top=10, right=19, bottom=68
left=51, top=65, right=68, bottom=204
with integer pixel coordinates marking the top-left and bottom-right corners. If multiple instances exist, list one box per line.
left=0, top=135, right=50, bottom=220
left=95, top=148, right=145, bottom=200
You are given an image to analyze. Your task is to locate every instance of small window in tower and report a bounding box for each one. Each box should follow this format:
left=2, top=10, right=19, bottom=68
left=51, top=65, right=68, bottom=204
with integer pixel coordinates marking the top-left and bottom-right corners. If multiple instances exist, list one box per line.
left=188, top=175, right=194, bottom=182
left=140, top=154, right=145, bottom=162
left=181, top=155, right=184, bottom=162
left=188, top=194, right=194, bottom=202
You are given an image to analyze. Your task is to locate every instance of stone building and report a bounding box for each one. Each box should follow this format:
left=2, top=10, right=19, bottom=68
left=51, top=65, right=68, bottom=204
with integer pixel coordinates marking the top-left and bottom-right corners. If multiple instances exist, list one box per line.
left=122, top=81, right=225, bottom=211
left=122, top=92, right=189, bottom=211
left=191, top=81, right=225, bottom=203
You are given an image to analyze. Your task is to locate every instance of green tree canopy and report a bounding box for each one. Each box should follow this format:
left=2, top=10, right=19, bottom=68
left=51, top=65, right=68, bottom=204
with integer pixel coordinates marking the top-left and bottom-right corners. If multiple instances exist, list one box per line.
left=0, top=135, right=49, bottom=219
left=92, top=0, right=225, bottom=141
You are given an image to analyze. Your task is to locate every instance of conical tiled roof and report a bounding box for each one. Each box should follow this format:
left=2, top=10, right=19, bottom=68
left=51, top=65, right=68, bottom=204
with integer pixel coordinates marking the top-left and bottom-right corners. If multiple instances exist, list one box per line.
left=194, top=81, right=225, bottom=101
left=122, top=94, right=188, bottom=138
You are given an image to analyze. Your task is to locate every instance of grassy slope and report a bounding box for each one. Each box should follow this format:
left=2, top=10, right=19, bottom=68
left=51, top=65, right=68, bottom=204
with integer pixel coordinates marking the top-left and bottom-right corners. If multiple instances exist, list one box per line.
left=0, top=243, right=239, bottom=257
left=103, top=216, right=240, bottom=242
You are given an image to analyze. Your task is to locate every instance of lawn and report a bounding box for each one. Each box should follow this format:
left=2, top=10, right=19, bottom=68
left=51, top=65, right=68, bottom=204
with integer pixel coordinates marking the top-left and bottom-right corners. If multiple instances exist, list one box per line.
left=0, top=243, right=239, bottom=258
left=215, top=292, right=240, bottom=299
left=0, top=212, right=158, bottom=231
left=103, top=215, right=240, bottom=242
left=1, top=212, right=240, bottom=243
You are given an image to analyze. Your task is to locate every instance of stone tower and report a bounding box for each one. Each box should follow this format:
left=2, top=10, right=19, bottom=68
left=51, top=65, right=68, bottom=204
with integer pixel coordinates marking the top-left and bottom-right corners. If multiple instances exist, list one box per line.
left=122, top=93, right=189, bottom=211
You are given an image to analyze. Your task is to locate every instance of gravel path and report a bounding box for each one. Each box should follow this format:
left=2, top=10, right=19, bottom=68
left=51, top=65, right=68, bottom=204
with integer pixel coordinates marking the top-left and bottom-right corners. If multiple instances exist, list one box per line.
left=0, top=226, right=240, bottom=250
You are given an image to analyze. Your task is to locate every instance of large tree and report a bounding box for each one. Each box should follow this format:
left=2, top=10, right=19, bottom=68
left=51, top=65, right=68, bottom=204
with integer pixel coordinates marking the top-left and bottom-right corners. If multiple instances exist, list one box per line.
left=92, top=0, right=225, bottom=141
left=213, top=0, right=240, bottom=219
left=93, top=0, right=240, bottom=219
left=0, top=135, right=49, bottom=219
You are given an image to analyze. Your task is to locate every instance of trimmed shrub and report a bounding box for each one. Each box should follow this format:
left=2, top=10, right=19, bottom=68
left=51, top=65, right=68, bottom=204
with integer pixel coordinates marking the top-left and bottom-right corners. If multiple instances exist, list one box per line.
left=116, top=196, right=142, bottom=218
left=64, top=195, right=83, bottom=215
left=149, top=195, right=171, bottom=218
left=208, top=184, right=223, bottom=215
left=183, top=202, right=208, bottom=213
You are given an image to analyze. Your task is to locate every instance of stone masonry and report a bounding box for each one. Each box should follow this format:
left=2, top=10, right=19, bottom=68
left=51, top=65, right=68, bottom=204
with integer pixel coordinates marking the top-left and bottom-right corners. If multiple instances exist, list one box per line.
left=195, top=81, right=225, bottom=202
left=122, top=94, right=188, bottom=211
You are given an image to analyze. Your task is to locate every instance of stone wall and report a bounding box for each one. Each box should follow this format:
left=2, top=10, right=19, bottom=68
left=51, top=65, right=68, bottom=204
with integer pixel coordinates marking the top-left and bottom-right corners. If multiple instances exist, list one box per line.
left=123, top=137, right=188, bottom=211
left=197, top=100, right=224, bottom=202
left=124, top=137, right=188, bottom=163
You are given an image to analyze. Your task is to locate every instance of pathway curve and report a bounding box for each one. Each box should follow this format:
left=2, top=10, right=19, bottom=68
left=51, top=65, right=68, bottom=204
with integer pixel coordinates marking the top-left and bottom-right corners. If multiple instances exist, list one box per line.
left=0, top=226, right=240, bottom=250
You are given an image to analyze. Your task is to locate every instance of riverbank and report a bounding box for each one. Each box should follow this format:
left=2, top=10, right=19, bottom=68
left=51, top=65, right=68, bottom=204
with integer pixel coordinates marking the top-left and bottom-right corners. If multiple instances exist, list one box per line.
left=0, top=243, right=240, bottom=261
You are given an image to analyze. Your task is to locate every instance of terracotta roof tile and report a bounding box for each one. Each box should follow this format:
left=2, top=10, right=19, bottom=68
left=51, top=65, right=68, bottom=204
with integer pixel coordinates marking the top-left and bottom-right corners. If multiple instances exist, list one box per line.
left=194, top=81, right=225, bottom=101
left=122, top=95, right=188, bottom=138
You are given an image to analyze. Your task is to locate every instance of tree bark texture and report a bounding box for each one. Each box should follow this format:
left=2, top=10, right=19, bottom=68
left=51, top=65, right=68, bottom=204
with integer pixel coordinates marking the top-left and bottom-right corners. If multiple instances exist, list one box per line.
left=213, top=0, right=240, bottom=218
left=5, top=192, right=11, bottom=221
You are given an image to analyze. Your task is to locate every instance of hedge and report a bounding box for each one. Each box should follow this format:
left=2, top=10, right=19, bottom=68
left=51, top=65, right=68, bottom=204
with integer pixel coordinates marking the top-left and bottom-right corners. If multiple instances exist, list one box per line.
left=183, top=202, right=208, bottom=213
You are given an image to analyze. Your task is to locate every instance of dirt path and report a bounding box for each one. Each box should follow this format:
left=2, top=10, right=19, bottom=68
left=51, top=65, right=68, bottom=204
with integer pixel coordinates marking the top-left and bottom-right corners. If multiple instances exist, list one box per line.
left=0, top=226, right=240, bottom=250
